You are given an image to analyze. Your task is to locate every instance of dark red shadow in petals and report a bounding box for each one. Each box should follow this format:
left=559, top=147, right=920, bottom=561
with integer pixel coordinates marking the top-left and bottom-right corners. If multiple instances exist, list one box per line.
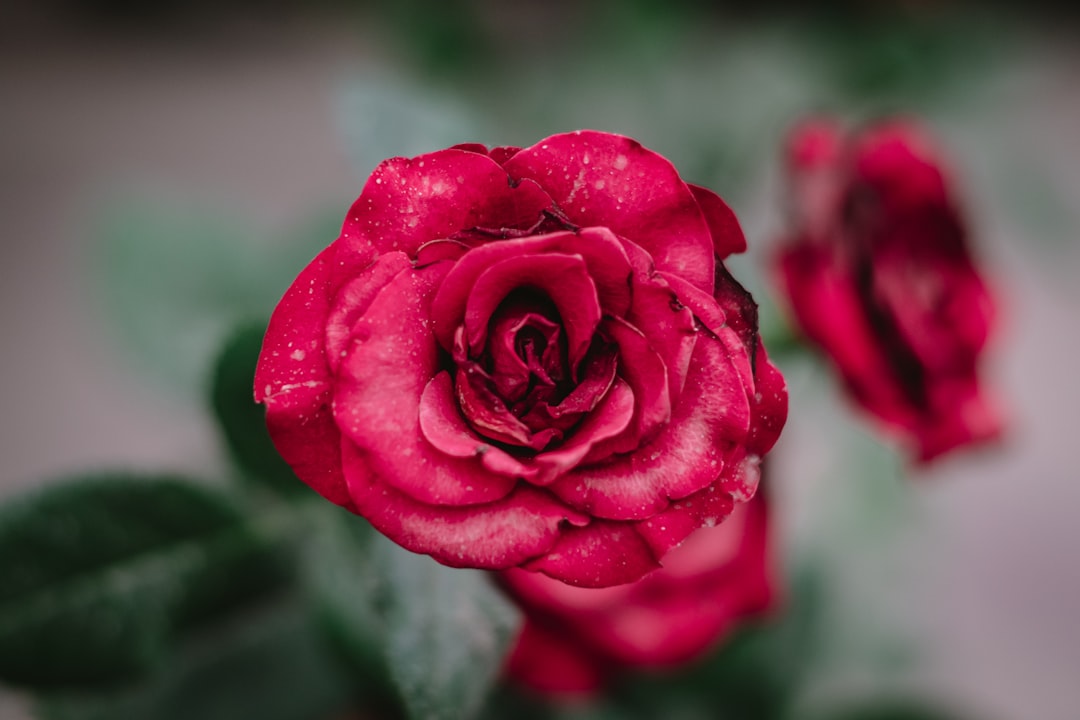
left=518, top=343, right=618, bottom=432
left=342, top=441, right=589, bottom=570
left=334, top=262, right=516, bottom=506
left=418, top=371, right=540, bottom=480
left=503, top=131, right=715, bottom=292
left=487, top=305, right=562, bottom=405
left=531, top=378, right=635, bottom=486
left=464, top=253, right=601, bottom=372
left=336, top=148, right=553, bottom=277
left=523, top=520, right=660, bottom=588
left=549, top=336, right=751, bottom=522
left=688, top=183, right=747, bottom=260
left=455, top=363, right=560, bottom=451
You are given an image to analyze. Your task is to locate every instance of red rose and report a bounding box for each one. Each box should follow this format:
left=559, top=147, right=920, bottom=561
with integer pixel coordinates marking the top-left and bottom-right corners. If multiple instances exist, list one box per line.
left=774, top=119, right=1002, bottom=463
left=256, top=130, right=786, bottom=587
left=499, top=491, right=773, bottom=694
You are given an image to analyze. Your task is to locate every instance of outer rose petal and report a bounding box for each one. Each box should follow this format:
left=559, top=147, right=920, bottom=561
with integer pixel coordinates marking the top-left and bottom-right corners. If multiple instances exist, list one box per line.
left=523, top=520, right=661, bottom=588
left=337, top=148, right=553, bottom=273
left=256, top=244, right=350, bottom=507
left=342, top=440, right=588, bottom=569
left=688, top=183, right=747, bottom=259
left=503, top=131, right=716, bottom=291
left=334, top=262, right=516, bottom=505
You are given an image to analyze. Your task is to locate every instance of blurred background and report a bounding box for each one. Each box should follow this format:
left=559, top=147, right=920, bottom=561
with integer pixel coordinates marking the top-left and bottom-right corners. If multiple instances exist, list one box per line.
left=1, top=1, right=1078, bottom=718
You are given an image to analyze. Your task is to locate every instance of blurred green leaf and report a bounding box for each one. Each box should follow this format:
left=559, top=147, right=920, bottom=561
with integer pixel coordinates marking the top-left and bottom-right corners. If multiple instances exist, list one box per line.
left=305, top=505, right=401, bottom=717
left=97, top=202, right=340, bottom=396
left=209, top=321, right=306, bottom=498
left=378, top=541, right=519, bottom=720
left=36, top=594, right=354, bottom=720
left=0, top=475, right=289, bottom=688
left=306, top=503, right=519, bottom=720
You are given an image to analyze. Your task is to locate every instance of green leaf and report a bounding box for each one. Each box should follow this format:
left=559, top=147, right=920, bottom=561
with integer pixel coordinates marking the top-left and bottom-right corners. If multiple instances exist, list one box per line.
left=378, top=541, right=519, bottom=720
left=36, top=594, right=355, bottom=720
left=304, top=504, right=400, bottom=716
left=305, top=504, right=520, bottom=720
left=0, top=475, right=290, bottom=688
left=209, top=321, right=305, bottom=497
left=96, top=201, right=341, bottom=396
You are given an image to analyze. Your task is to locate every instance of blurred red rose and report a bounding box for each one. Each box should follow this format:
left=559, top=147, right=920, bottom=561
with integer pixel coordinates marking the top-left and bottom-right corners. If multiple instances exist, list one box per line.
left=256, top=130, right=786, bottom=588
left=774, top=118, right=1002, bottom=463
left=499, top=491, right=773, bottom=694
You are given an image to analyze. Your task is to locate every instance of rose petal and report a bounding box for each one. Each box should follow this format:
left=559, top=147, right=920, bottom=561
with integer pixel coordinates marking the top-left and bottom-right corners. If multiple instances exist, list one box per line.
left=620, top=240, right=698, bottom=407
left=549, top=335, right=752, bottom=521
left=418, top=371, right=540, bottom=479
left=465, top=253, right=601, bottom=372
left=523, top=520, right=661, bottom=588
left=336, top=148, right=554, bottom=273
left=531, top=378, right=635, bottom=485
left=634, top=482, right=736, bottom=559
left=263, top=380, right=350, bottom=509
left=505, top=620, right=605, bottom=695
left=334, top=262, right=516, bottom=505
left=432, top=229, right=633, bottom=352
left=325, top=251, right=412, bottom=372
left=455, top=363, right=559, bottom=450
left=519, top=343, right=618, bottom=432
left=256, top=244, right=337, bottom=402
left=584, top=317, right=672, bottom=460
left=341, top=440, right=589, bottom=569
left=488, top=305, right=563, bottom=404
left=688, top=183, right=747, bottom=259
left=256, top=244, right=351, bottom=508
left=503, top=130, right=715, bottom=291
left=747, top=341, right=788, bottom=456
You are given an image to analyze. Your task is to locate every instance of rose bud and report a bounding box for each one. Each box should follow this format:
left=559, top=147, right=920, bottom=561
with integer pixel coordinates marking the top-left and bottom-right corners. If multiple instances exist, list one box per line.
left=256, top=131, right=787, bottom=587
left=774, top=118, right=1003, bottom=464
left=498, top=489, right=773, bottom=695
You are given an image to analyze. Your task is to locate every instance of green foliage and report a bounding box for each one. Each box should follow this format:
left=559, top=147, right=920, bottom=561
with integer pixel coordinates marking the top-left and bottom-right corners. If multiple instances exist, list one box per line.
left=307, top=503, right=520, bottom=720
left=0, top=475, right=289, bottom=688
left=97, top=202, right=341, bottom=396
left=37, top=595, right=354, bottom=720
left=209, top=321, right=306, bottom=498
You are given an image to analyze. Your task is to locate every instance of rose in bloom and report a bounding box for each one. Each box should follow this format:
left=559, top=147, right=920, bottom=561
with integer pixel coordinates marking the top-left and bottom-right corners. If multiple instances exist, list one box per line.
left=499, top=491, right=773, bottom=694
left=774, top=119, right=1002, bottom=463
left=256, top=130, right=786, bottom=587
